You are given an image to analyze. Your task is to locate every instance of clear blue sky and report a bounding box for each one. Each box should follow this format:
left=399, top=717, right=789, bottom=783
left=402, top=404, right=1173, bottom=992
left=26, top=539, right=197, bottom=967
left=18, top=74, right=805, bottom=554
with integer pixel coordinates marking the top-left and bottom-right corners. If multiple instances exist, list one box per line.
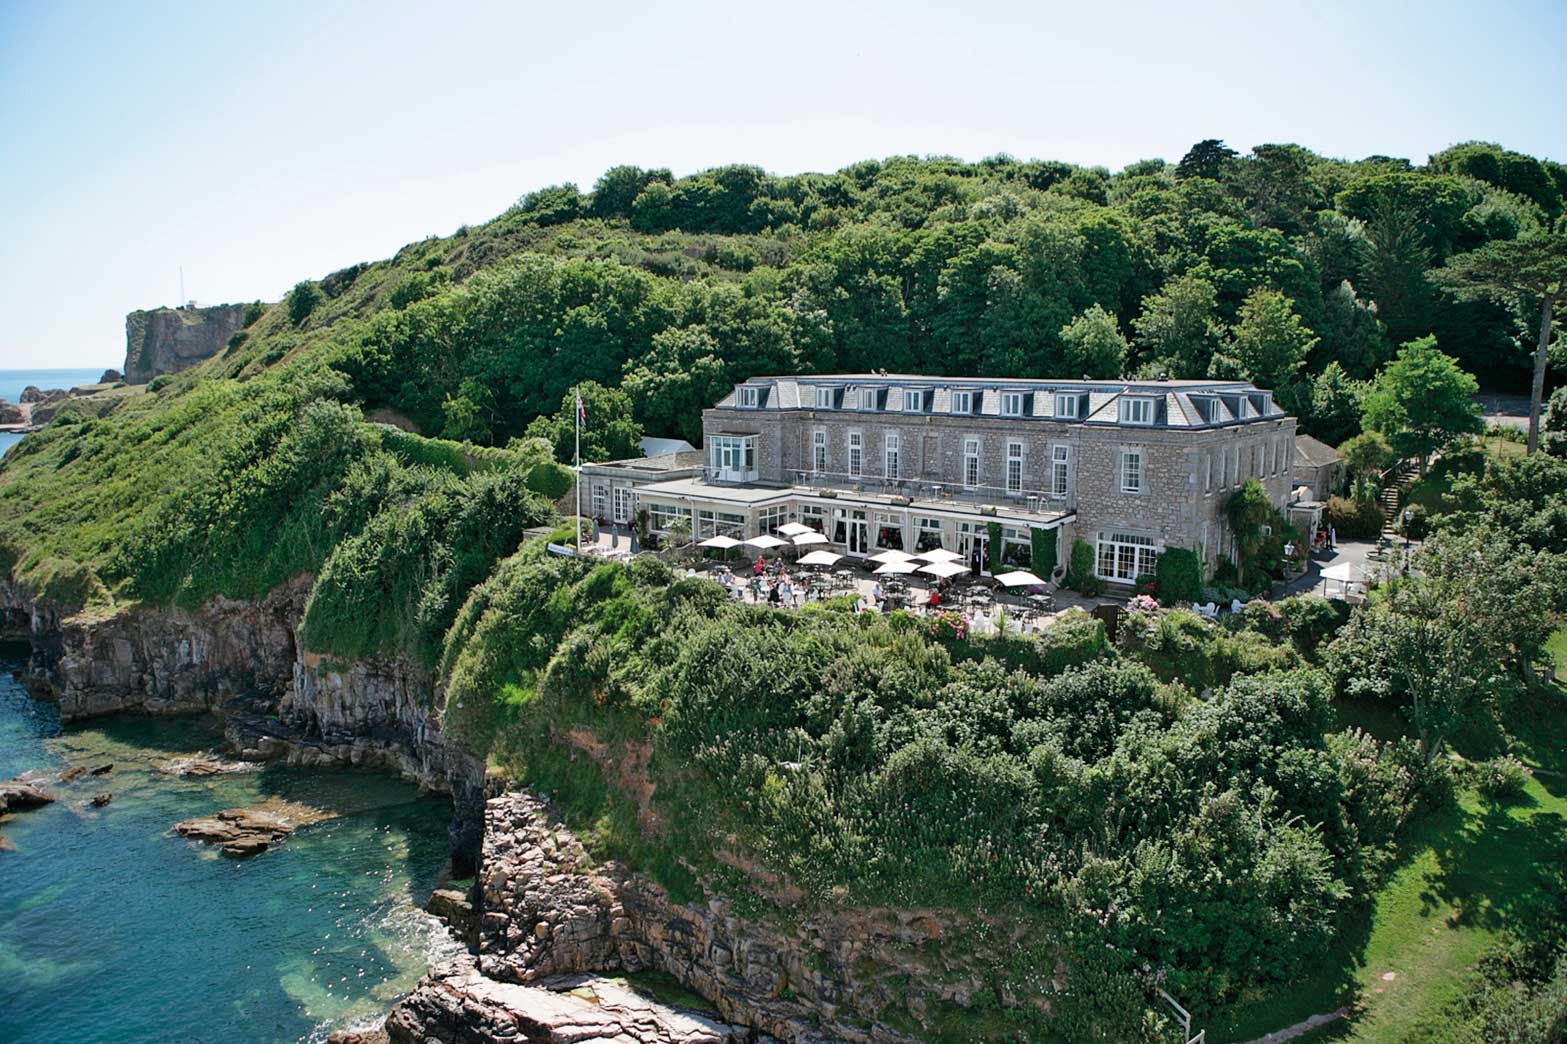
left=2, top=0, right=1564, bottom=369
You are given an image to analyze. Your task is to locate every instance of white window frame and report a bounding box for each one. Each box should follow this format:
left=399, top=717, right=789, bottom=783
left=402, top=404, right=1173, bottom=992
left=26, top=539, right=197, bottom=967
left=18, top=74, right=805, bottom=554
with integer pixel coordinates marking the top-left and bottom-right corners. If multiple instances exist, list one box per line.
left=859, top=388, right=877, bottom=410
left=1002, top=391, right=1024, bottom=417
left=1005, top=440, right=1024, bottom=494
left=1096, top=531, right=1159, bottom=582
left=1218, top=447, right=1227, bottom=489
left=884, top=432, right=901, bottom=479
left=902, top=390, right=923, bottom=413
left=1120, top=449, right=1142, bottom=494
left=848, top=431, right=863, bottom=477
left=811, top=429, right=827, bottom=475
left=962, top=437, right=980, bottom=489
left=815, top=387, right=834, bottom=409
left=1055, top=393, right=1078, bottom=419
left=1232, top=445, right=1242, bottom=487
left=741, top=386, right=760, bottom=407
left=951, top=390, right=972, bottom=414
left=1119, top=397, right=1154, bottom=425
left=1051, top=445, right=1070, bottom=498
left=1204, top=452, right=1212, bottom=495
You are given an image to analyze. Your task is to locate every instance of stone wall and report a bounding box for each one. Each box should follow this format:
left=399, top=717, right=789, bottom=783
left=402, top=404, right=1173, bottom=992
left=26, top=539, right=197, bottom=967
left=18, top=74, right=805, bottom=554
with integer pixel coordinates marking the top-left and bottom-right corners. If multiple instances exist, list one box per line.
left=123, top=304, right=250, bottom=384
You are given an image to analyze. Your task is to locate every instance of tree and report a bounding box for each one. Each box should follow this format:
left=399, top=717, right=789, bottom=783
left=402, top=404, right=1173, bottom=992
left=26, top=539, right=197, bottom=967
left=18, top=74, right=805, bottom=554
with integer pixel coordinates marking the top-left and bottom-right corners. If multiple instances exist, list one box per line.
left=1175, top=139, right=1238, bottom=181
left=1316, top=280, right=1390, bottom=379
left=1131, top=273, right=1224, bottom=377
left=524, top=381, right=643, bottom=464
left=1227, top=288, right=1318, bottom=392
left=1429, top=231, right=1567, bottom=453
left=1308, top=362, right=1364, bottom=446
left=1361, top=337, right=1483, bottom=468
left=1224, top=479, right=1275, bottom=580
left=440, top=378, right=495, bottom=443
left=286, top=281, right=323, bottom=326
left=1338, top=430, right=1394, bottom=478
left=1058, top=305, right=1128, bottom=378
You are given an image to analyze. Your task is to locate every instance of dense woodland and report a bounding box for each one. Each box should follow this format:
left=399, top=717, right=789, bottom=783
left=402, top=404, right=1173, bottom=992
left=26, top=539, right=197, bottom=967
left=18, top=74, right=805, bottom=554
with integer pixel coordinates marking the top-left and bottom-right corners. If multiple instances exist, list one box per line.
left=1, top=143, right=1566, bottom=1042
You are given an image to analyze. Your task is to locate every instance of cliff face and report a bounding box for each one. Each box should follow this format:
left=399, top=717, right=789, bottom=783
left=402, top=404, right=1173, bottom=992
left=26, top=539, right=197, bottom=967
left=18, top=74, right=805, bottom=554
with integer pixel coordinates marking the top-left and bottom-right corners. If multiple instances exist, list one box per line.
left=123, top=304, right=249, bottom=384
left=6, top=577, right=487, bottom=871
left=391, top=791, right=1025, bottom=1044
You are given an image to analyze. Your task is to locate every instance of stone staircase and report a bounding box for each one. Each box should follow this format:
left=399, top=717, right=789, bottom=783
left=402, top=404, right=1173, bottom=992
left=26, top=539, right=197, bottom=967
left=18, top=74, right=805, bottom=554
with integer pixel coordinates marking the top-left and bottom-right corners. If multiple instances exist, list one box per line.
left=1378, top=461, right=1419, bottom=534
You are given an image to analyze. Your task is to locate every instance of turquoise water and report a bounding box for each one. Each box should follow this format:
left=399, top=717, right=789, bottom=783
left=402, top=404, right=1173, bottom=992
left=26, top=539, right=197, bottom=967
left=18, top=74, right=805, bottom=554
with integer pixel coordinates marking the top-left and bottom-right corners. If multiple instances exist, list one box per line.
left=0, top=643, right=462, bottom=1042
left=0, top=368, right=109, bottom=405
left=0, top=432, right=18, bottom=458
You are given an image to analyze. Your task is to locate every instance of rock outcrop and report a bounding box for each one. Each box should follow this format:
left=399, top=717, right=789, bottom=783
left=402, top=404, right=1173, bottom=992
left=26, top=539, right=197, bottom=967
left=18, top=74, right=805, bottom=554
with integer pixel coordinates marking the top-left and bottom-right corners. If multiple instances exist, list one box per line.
left=175, top=801, right=323, bottom=857
left=387, top=955, right=755, bottom=1044
left=123, top=304, right=249, bottom=384
left=0, top=401, right=23, bottom=424
left=0, top=778, right=55, bottom=814
left=98, top=369, right=123, bottom=384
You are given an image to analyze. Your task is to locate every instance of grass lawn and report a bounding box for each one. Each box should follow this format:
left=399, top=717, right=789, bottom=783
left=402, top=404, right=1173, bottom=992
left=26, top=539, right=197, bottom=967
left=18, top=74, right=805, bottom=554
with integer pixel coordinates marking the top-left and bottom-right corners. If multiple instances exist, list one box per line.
left=1208, top=638, right=1567, bottom=1043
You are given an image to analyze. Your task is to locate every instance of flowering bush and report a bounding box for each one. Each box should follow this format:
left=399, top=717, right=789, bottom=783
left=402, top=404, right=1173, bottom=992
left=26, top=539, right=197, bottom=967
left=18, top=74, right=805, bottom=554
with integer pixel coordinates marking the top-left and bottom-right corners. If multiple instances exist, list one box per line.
left=1127, top=594, right=1160, bottom=614
left=927, top=610, right=968, bottom=642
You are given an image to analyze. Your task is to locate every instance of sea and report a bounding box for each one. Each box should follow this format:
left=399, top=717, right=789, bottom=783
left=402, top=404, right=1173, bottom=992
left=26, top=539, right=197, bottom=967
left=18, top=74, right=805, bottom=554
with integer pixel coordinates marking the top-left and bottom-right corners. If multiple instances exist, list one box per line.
left=0, top=368, right=113, bottom=459
left=0, top=642, right=463, bottom=1043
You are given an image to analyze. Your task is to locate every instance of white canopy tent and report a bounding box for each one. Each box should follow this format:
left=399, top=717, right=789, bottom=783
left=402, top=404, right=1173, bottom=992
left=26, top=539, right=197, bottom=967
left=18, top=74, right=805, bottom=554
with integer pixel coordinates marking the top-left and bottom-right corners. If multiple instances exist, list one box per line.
left=1319, top=561, right=1363, bottom=597
left=916, top=548, right=965, bottom=564
left=777, top=522, right=815, bottom=537
left=919, top=560, right=968, bottom=579
left=744, top=534, right=788, bottom=550
left=873, top=560, right=921, bottom=575
left=994, top=570, right=1047, bottom=588
left=869, top=548, right=917, bottom=564
left=791, top=531, right=829, bottom=546
left=797, top=549, right=843, bottom=567
left=697, top=535, right=742, bottom=549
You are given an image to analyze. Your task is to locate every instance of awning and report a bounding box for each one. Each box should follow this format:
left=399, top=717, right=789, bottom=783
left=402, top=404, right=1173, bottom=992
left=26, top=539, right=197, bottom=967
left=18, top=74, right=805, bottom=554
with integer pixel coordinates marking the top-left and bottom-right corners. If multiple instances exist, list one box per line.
left=995, top=570, right=1047, bottom=588
left=697, top=536, right=742, bottom=549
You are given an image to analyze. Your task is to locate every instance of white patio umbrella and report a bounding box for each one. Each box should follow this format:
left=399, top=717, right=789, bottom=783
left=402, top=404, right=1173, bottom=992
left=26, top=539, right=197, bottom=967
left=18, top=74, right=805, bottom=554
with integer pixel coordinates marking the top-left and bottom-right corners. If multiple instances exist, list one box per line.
left=873, top=560, right=921, bottom=575
left=744, top=534, right=788, bottom=550
left=697, top=535, right=742, bottom=549
left=994, top=569, right=1047, bottom=588
left=919, top=560, right=968, bottom=579
left=915, top=547, right=965, bottom=563
left=797, top=549, right=843, bottom=567
left=777, top=522, right=814, bottom=537
left=868, top=548, right=916, bottom=564
left=791, top=531, right=829, bottom=546
left=1319, top=561, right=1362, bottom=595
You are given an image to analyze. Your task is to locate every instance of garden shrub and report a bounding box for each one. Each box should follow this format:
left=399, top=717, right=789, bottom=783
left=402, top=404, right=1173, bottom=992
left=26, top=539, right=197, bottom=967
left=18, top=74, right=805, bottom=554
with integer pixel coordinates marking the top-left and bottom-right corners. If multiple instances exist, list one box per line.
left=1030, top=526, right=1057, bottom=580
left=1473, top=754, right=1530, bottom=803
left=1154, top=547, right=1203, bottom=603
left=1325, top=494, right=1385, bottom=539
left=1066, top=538, right=1104, bottom=595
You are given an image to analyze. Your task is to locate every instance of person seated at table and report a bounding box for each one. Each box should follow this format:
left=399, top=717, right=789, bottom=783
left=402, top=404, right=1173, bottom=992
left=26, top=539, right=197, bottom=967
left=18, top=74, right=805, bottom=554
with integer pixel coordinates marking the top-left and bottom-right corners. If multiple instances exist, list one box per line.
left=768, top=583, right=782, bottom=606
left=871, top=581, right=885, bottom=606
left=927, top=588, right=942, bottom=609
left=753, top=558, right=765, bottom=578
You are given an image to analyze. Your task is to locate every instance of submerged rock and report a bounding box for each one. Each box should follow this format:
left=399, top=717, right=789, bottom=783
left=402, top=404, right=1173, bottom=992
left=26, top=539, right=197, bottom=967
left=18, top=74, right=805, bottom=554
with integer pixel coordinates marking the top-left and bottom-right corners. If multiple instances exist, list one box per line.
left=174, top=799, right=331, bottom=859
left=59, top=766, right=88, bottom=783
left=90, top=793, right=113, bottom=807
left=89, top=763, right=113, bottom=776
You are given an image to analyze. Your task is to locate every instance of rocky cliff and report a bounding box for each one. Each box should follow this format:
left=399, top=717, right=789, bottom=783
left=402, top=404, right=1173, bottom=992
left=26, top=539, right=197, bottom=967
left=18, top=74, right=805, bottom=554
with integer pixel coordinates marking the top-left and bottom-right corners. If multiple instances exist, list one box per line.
left=123, top=304, right=250, bottom=384
left=390, top=791, right=1030, bottom=1044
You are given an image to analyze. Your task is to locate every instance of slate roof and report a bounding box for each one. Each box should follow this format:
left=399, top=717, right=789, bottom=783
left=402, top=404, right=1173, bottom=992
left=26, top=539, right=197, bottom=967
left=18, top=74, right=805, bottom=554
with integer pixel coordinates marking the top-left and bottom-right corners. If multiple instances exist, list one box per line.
left=1293, top=434, right=1342, bottom=468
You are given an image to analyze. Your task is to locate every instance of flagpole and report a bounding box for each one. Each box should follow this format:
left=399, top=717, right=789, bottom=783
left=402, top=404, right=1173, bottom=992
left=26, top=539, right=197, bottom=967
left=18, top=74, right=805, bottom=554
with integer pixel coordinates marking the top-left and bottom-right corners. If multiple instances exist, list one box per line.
left=574, top=385, right=582, bottom=555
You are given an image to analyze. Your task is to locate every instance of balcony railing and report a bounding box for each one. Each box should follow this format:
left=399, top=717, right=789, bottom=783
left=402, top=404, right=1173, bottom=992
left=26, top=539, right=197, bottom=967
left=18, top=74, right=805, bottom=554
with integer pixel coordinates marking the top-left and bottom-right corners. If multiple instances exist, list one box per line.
left=780, top=468, right=1075, bottom=516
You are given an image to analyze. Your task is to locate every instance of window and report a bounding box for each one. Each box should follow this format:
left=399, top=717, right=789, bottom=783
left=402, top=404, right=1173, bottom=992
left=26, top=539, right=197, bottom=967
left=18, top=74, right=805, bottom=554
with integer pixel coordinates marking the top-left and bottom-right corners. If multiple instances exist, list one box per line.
left=859, top=388, right=877, bottom=410
left=1096, top=531, right=1159, bottom=582
left=903, top=390, right=923, bottom=412
left=874, top=511, right=902, bottom=550
left=1002, top=391, right=1024, bottom=417
left=811, top=430, right=827, bottom=475
left=1233, top=446, right=1242, bottom=487
left=1005, top=441, right=1024, bottom=494
left=647, top=502, right=685, bottom=532
left=884, top=433, right=901, bottom=478
left=915, top=517, right=944, bottom=552
left=848, top=432, right=862, bottom=477
left=1055, top=393, right=1078, bottom=419
left=1204, top=452, right=1213, bottom=495
left=1119, top=397, right=1154, bottom=425
left=962, top=437, right=980, bottom=488
left=758, top=505, right=787, bottom=533
left=1254, top=443, right=1263, bottom=477
left=1121, top=449, right=1142, bottom=493
left=951, top=390, right=972, bottom=414
left=800, top=505, right=825, bottom=532
left=815, top=387, right=834, bottom=409
left=1051, top=445, right=1071, bottom=497
left=590, top=482, right=608, bottom=519
left=697, top=510, right=744, bottom=539
left=709, top=435, right=756, bottom=479
left=740, top=386, right=760, bottom=407
left=1218, top=447, right=1228, bottom=489
left=1001, top=526, right=1032, bottom=567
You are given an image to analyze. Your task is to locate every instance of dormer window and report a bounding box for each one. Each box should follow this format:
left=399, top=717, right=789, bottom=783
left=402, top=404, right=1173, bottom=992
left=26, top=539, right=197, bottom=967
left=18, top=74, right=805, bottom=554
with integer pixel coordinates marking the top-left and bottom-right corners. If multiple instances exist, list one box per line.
left=1119, top=397, right=1154, bottom=425
left=903, top=389, right=923, bottom=412
left=858, top=388, right=877, bottom=410
left=815, top=387, right=834, bottom=409
left=1055, top=393, right=1079, bottom=419
left=1001, top=391, right=1024, bottom=417
left=741, top=386, right=760, bottom=407
left=951, top=390, right=972, bottom=414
